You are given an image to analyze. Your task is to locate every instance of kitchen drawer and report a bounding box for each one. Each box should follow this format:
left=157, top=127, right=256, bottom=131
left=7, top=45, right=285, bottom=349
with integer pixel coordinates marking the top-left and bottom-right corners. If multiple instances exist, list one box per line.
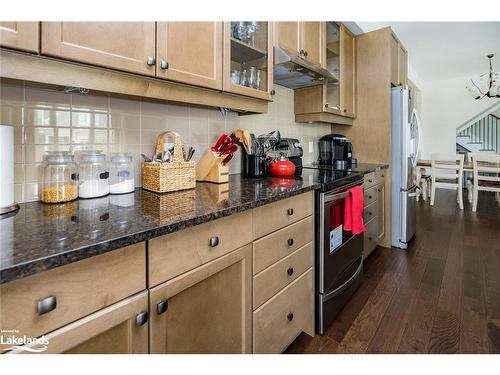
left=363, top=200, right=378, bottom=223
left=364, top=185, right=378, bottom=207
left=148, top=210, right=252, bottom=286
left=364, top=172, right=379, bottom=190
left=376, top=169, right=386, bottom=185
left=363, top=217, right=378, bottom=258
left=253, top=242, right=313, bottom=310
left=0, top=243, right=146, bottom=344
left=253, top=268, right=314, bottom=354
left=253, top=191, right=313, bottom=239
left=253, top=216, right=313, bottom=274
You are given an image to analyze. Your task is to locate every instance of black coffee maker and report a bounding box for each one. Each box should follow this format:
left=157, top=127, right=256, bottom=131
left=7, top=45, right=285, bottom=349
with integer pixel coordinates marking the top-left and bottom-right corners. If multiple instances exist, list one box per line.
left=318, top=134, right=354, bottom=170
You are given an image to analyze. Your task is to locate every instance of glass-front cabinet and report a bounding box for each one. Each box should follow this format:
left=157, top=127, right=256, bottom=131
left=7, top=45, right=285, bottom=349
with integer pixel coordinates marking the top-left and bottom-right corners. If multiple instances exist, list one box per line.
left=223, top=22, right=273, bottom=101
left=324, top=22, right=341, bottom=112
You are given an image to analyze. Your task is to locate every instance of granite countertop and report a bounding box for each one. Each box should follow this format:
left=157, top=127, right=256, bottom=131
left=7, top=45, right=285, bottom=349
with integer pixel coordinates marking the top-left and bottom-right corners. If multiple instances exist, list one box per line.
left=349, top=162, right=389, bottom=175
left=0, top=174, right=319, bottom=284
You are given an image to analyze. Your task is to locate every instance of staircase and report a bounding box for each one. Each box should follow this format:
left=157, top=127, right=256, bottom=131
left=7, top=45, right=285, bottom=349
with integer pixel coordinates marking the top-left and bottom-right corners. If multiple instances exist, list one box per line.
left=456, top=114, right=500, bottom=154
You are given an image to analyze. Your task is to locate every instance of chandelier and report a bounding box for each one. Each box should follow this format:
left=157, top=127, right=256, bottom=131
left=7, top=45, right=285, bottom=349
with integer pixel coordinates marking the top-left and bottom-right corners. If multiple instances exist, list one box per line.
left=466, top=54, right=500, bottom=99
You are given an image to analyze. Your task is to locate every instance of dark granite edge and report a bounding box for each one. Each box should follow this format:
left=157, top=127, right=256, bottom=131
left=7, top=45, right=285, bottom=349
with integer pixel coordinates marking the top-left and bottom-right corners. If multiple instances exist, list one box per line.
left=0, top=183, right=319, bottom=284
left=355, top=163, right=390, bottom=174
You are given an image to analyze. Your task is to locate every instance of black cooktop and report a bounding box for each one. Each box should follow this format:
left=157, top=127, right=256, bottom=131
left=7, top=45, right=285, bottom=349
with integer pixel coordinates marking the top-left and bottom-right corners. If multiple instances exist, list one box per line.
left=302, top=165, right=363, bottom=192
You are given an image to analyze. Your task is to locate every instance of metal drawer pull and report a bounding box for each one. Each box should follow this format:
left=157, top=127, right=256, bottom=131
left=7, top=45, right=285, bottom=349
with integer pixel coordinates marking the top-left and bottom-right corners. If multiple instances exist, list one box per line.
left=146, top=57, right=156, bottom=66
left=368, top=179, right=373, bottom=183
left=135, top=311, right=149, bottom=326
left=287, top=267, right=294, bottom=276
left=368, top=195, right=372, bottom=199
left=157, top=300, right=169, bottom=315
left=37, top=295, right=57, bottom=315
left=287, top=208, right=294, bottom=216
left=209, top=236, right=219, bottom=247
left=287, top=312, right=294, bottom=322
left=287, top=238, right=294, bottom=246
left=160, top=60, right=169, bottom=69
left=323, top=259, right=363, bottom=303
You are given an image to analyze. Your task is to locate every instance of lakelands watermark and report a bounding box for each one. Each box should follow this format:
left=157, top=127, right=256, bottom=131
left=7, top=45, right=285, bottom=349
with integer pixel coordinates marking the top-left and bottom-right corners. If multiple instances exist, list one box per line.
left=1, top=329, right=49, bottom=353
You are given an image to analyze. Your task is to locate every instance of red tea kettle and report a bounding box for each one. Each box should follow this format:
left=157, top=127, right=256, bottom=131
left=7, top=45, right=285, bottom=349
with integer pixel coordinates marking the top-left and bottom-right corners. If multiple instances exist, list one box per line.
left=269, top=155, right=296, bottom=177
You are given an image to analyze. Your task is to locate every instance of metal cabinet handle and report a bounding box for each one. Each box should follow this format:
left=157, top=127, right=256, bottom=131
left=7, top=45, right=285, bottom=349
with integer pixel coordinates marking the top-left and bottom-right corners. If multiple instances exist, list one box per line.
left=343, top=109, right=347, bottom=113
left=37, top=295, right=57, bottom=315
left=270, top=90, right=276, bottom=95
left=368, top=179, right=373, bottom=183
left=287, top=267, right=294, bottom=276
left=287, top=238, right=294, bottom=246
left=157, top=300, right=168, bottom=315
left=287, top=312, right=294, bottom=322
left=325, top=103, right=329, bottom=108
left=304, top=51, right=308, bottom=57
left=146, top=57, right=156, bottom=66
left=299, top=49, right=305, bottom=56
left=368, top=195, right=372, bottom=199
left=160, top=60, right=169, bottom=70
left=287, top=208, right=294, bottom=216
left=135, top=311, right=149, bottom=326
left=209, top=236, right=220, bottom=247
left=368, top=212, right=372, bottom=216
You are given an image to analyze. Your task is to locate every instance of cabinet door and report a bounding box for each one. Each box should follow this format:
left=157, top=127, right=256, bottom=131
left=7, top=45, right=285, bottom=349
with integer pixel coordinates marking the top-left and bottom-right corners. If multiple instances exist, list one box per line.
left=223, top=22, right=273, bottom=100
left=0, top=22, right=39, bottom=53
left=10, top=292, right=149, bottom=354
left=274, top=22, right=300, bottom=55
left=340, top=25, right=356, bottom=117
left=150, top=245, right=252, bottom=354
left=41, top=22, right=156, bottom=76
left=156, top=22, right=222, bottom=90
left=390, top=34, right=399, bottom=86
left=324, top=22, right=341, bottom=113
left=398, top=44, right=408, bottom=86
left=377, top=183, right=385, bottom=241
left=301, top=22, right=324, bottom=67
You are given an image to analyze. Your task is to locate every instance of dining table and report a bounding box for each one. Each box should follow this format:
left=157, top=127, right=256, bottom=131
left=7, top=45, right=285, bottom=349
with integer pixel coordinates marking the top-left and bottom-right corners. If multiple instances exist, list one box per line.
left=417, top=159, right=474, bottom=171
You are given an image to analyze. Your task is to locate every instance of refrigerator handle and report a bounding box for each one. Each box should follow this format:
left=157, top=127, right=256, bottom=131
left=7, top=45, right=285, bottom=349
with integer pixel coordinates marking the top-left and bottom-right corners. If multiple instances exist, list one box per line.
left=408, top=186, right=421, bottom=197
left=412, top=108, right=423, bottom=167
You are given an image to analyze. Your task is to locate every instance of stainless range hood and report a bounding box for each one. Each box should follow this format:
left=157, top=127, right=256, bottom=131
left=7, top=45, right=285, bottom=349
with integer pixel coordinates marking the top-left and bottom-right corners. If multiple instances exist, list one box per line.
left=273, top=46, right=338, bottom=89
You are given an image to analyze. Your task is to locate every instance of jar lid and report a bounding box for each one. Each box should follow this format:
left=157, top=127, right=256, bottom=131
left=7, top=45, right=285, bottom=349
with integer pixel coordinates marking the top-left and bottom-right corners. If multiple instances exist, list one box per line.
left=110, top=152, right=132, bottom=163
left=79, top=150, right=106, bottom=163
left=45, top=151, right=74, bottom=164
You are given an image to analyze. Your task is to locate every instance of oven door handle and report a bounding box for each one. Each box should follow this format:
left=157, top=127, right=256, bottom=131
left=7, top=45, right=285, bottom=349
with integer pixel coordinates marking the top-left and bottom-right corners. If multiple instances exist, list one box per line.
left=324, top=191, right=350, bottom=203
left=322, top=258, right=363, bottom=303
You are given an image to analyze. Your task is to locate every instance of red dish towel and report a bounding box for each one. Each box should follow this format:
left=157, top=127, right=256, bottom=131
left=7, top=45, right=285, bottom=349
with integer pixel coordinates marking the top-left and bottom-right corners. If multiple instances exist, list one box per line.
left=344, top=186, right=367, bottom=235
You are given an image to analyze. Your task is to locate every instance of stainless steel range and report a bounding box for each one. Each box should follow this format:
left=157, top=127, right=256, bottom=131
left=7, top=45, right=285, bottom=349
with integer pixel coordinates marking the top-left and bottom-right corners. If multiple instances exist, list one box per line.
left=303, top=166, right=364, bottom=334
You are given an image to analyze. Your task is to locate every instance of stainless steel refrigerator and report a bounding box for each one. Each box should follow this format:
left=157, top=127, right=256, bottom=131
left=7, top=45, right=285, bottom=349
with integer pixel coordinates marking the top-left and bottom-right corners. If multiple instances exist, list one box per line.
left=391, top=86, right=422, bottom=249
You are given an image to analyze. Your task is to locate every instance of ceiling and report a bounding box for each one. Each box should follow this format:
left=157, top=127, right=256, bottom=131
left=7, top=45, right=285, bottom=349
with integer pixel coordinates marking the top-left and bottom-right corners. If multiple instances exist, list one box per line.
left=355, top=22, right=500, bottom=82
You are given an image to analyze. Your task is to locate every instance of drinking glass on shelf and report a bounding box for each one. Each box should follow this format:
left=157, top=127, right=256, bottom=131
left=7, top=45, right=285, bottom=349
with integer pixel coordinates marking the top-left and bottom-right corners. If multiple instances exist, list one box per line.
left=246, top=22, right=259, bottom=46
left=232, top=21, right=247, bottom=41
left=231, top=69, right=241, bottom=85
left=240, top=68, right=248, bottom=87
left=256, top=70, right=262, bottom=90
left=248, top=67, right=258, bottom=89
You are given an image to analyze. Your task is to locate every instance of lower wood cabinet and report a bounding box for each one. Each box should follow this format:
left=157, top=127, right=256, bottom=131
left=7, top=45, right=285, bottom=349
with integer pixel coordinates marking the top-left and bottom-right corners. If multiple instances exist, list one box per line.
left=28, top=292, right=149, bottom=354
left=149, top=245, right=252, bottom=354
left=253, top=269, right=314, bottom=354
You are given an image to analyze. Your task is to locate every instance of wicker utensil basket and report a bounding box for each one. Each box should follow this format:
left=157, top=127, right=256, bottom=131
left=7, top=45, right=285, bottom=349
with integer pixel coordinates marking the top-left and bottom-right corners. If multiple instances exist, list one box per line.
left=142, top=131, right=195, bottom=193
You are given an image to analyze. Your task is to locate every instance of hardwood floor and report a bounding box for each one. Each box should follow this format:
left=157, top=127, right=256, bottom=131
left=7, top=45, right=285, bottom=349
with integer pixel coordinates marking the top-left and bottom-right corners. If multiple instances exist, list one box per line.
left=285, top=190, right=500, bottom=354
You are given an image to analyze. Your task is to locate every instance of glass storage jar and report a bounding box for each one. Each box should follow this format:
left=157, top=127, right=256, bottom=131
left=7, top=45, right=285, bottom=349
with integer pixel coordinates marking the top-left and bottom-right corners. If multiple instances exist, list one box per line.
left=41, top=151, right=78, bottom=203
left=109, top=153, right=135, bottom=194
left=78, top=151, right=109, bottom=198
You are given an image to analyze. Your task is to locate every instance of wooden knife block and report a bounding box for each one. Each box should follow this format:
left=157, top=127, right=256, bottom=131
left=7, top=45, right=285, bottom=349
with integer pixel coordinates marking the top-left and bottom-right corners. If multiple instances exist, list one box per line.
left=196, top=150, right=229, bottom=184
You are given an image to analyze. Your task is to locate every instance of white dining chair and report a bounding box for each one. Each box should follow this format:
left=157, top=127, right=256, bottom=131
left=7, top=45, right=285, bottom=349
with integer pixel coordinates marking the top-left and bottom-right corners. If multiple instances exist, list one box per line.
left=430, top=153, right=465, bottom=209
left=466, top=151, right=496, bottom=203
left=471, top=153, right=500, bottom=212
left=416, top=167, right=431, bottom=201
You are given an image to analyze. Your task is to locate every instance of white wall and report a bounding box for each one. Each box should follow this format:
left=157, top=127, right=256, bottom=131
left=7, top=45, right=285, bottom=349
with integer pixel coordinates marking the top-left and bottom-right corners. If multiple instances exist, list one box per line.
left=420, top=75, right=500, bottom=158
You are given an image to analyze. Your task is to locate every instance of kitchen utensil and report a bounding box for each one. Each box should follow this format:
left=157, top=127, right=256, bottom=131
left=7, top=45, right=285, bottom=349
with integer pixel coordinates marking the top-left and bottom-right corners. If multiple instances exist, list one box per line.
left=269, top=155, right=296, bottom=177
left=141, top=154, right=152, bottom=162
left=211, top=133, right=230, bottom=153
left=250, top=133, right=257, bottom=155
left=187, top=147, right=195, bottom=162
left=243, top=154, right=267, bottom=178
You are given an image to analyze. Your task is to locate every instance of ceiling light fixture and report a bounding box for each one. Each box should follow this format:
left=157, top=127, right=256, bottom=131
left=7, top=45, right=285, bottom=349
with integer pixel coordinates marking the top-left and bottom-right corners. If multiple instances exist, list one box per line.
left=466, top=54, right=500, bottom=99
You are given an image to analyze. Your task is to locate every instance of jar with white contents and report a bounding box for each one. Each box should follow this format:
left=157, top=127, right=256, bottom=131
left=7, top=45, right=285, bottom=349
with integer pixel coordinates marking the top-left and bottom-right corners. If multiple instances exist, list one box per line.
left=78, top=151, right=109, bottom=198
left=109, top=153, right=135, bottom=194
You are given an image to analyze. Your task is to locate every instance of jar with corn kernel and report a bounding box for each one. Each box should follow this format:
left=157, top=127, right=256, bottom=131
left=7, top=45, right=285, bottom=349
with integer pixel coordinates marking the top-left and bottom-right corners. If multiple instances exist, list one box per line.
left=41, top=151, right=78, bottom=203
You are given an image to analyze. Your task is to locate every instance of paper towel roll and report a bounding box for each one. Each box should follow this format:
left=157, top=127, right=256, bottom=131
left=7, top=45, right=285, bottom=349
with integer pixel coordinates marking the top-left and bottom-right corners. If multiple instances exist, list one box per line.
left=0, top=125, right=15, bottom=209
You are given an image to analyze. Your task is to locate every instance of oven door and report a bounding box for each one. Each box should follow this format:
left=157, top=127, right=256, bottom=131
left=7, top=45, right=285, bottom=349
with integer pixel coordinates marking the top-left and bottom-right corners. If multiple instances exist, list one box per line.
left=318, top=187, right=364, bottom=294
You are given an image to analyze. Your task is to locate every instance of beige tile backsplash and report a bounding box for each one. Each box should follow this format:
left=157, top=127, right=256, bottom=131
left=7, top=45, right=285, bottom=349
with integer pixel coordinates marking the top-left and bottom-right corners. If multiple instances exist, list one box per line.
left=1, top=82, right=331, bottom=203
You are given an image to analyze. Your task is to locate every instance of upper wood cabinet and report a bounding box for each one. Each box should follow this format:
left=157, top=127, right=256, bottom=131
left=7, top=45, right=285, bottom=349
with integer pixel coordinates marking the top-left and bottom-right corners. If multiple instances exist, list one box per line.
left=0, top=22, right=39, bottom=53
left=149, top=245, right=252, bottom=354
left=390, top=32, right=408, bottom=86
left=274, top=22, right=300, bottom=55
left=301, top=22, right=324, bottom=67
left=274, top=22, right=324, bottom=68
left=340, top=26, right=356, bottom=117
left=41, top=22, right=156, bottom=76
left=294, top=22, right=356, bottom=125
left=223, top=22, right=274, bottom=101
left=156, top=22, right=223, bottom=90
